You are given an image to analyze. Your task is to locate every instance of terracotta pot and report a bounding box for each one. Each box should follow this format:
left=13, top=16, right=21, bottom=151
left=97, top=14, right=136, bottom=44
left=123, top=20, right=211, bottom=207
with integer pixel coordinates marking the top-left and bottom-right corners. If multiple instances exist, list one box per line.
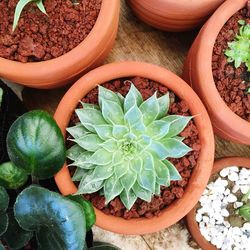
left=0, top=0, right=120, bottom=89
left=183, top=0, right=250, bottom=145
left=186, top=157, right=250, bottom=250
left=126, top=0, right=225, bottom=32
left=54, top=61, right=215, bottom=235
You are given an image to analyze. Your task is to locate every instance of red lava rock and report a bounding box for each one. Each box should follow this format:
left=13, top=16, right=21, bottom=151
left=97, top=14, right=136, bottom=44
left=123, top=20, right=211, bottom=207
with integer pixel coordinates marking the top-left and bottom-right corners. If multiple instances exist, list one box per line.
left=0, top=0, right=101, bottom=62
left=68, top=77, right=201, bottom=219
left=212, top=7, right=250, bottom=121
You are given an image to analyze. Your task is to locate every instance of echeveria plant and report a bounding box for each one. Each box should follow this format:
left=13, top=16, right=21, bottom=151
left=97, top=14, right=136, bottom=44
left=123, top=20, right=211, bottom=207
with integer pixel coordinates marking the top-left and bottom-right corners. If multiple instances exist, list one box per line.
left=13, top=0, right=47, bottom=31
left=67, top=84, right=192, bottom=210
left=225, top=20, right=250, bottom=71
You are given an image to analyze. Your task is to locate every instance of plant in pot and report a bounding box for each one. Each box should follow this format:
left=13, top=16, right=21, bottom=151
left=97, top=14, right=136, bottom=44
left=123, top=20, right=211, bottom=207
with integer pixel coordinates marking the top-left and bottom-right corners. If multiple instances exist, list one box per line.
left=186, top=157, right=250, bottom=250
left=0, top=0, right=120, bottom=89
left=54, top=61, right=215, bottom=235
left=183, top=0, right=250, bottom=144
left=0, top=110, right=119, bottom=249
left=126, top=0, right=225, bottom=32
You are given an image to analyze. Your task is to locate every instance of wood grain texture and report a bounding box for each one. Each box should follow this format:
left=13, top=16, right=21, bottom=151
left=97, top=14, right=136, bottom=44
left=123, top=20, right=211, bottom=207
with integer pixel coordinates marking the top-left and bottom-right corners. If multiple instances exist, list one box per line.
left=22, top=1, right=250, bottom=248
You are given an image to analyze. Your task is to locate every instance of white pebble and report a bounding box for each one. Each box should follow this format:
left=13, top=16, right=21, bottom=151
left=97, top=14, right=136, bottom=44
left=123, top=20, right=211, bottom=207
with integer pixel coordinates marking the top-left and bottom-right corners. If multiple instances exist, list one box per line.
left=228, top=166, right=239, bottom=172
left=232, top=184, right=240, bottom=193
left=234, top=202, right=243, bottom=209
left=203, top=216, right=210, bottom=223
left=196, top=213, right=202, bottom=222
left=240, top=185, right=250, bottom=194
left=243, top=222, right=250, bottom=231
left=226, top=194, right=237, bottom=203
left=220, top=168, right=229, bottom=177
left=228, top=171, right=239, bottom=181
left=221, top=209, right=229, bottom=217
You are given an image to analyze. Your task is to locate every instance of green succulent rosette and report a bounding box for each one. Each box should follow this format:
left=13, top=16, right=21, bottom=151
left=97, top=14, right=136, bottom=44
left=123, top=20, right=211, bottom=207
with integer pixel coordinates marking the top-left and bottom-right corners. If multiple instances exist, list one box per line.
left=225, top=20, right=250, bottom=71
left=67, top=84, right=192, bottom=210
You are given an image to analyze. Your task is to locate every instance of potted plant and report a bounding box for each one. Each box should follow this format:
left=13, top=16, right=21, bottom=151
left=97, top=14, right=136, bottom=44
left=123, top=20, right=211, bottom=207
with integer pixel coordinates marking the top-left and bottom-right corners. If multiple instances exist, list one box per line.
left=54, top=61, right=215, bottom=235
left=186, top=157, right=250, bottom=250
left=0, top=110, right=119, bottom=249
left=126, top=0, right=225, bottom=32
left=0, top=0, right=120, bottom=89
left=183, top=0, right=250, bottom=144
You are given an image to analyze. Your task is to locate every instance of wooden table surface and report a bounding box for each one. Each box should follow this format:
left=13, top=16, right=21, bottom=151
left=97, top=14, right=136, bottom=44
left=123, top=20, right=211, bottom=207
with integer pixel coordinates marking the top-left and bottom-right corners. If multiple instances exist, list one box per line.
left=22, top=1, right=250, bottom=249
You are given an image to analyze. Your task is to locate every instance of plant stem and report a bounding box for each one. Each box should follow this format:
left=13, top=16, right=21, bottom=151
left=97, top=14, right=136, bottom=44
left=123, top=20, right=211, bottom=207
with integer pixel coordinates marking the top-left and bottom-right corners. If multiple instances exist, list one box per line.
left=31, top=175, right=39, bottom=185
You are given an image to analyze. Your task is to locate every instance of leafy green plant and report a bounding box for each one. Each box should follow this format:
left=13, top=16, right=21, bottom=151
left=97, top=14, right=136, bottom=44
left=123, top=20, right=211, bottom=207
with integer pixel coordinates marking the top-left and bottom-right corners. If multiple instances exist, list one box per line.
left=67, top=84, right=192, bottom=209
left=7, top=110, right=66, bottom=179
left=13, top=0, right=47, bottom=31
left=0, top=111, right=98, bottom=249
left=0, top=161, right=28, bottom=189
left=225, top=20, right=250, bottom=71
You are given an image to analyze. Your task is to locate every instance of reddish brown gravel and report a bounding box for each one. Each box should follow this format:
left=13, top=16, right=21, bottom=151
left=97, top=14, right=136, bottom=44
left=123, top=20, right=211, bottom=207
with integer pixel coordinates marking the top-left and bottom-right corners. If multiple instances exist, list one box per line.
left=212, top=6, right=250, bottom=121
left=68, top=77, right=201, bottom=219
left=0, top=0, right=101, bottom=62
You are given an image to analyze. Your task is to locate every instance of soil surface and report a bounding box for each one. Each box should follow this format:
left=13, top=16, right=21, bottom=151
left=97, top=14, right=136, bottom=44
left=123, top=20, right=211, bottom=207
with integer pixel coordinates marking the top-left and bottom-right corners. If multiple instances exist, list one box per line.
left=0, top=0, right=101, bottom=62
left=212, top=5, right=250, bottom=121
left=68, top=77, right=201, bottom=219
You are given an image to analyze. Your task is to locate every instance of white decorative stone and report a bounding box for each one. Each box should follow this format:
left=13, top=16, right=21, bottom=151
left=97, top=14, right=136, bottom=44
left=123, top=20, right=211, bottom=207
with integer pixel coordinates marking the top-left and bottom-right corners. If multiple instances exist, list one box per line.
left=234, top=202, right=243, bottom=209
left=221, top=209, right=229, bottom=217
left=220, top=168, right=229, bottom=177
left=196, top=166, right=250, bottom=250
left=240, top=185, right=250, bottom=194
left=228, top=171, right=239, bottom=181
left=226, top=194, right=237, bottom=203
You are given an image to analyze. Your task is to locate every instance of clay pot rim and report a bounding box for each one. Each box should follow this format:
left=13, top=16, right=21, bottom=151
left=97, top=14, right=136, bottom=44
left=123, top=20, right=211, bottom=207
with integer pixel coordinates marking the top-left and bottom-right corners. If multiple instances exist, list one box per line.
left=0, top=0, right=118, bottom=87
left=131, top=0, right=225, bottom=16
left=195, top=0, right=250, bottom=135
left=54, top=61, right=215, bottom=235
left=186, top=157, right=250, bottom=250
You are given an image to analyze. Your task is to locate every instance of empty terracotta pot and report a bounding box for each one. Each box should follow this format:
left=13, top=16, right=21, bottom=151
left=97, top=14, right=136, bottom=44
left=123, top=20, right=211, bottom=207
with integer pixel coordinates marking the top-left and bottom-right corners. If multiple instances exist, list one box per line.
left=54, top=61, right=215, bottom=235
left=0, top=0, right=120, bottom=89
left=183, top=0, right=250, bottom=145
left=126, top=0, right=225, bottom=32
left=186, top=157, right=250, bottom=250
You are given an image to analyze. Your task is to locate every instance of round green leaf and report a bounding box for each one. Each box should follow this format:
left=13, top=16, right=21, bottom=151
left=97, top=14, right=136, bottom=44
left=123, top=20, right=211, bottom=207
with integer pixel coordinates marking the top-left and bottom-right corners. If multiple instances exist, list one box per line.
left=67, top=195, right=96, bottom=231
left=2, top=212, right=33, bottom=249
left=0, top=161, right=28, bottom=189
left=14, top=185, right=86, bottom=250
left=7, top=110, right=66, bottom=179
left=0, top=213, right=8, bottom=236
left=0, top=186, right=9, bottom=213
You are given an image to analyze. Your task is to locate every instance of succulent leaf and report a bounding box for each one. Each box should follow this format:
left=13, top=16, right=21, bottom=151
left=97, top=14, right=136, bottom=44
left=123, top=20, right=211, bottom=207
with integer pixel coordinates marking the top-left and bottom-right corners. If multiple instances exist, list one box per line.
left=157, top=93, right=170, bottom=119
left=66, top=123, right=89, bottom=139
left=162, top=115, right=192, bottom=138
left=120, top=189, right=137, bottom=210
left=101, top=99, right=124, bottom=125
left=104, top=176, right=123, bottom=204
left=124, top=83, right=143, bottom=113
left=67, top=84, right=192, bottom=209
left=140, top=93, right=159, bottom=125
left=73, top=134, right=103, bottom=152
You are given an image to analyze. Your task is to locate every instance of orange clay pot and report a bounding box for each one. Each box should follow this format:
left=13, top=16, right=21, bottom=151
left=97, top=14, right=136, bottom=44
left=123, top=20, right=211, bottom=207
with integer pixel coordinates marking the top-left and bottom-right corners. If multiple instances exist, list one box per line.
left=186, top=157, right=250, bottom=250
left=183, top=0, right=250, bottom=145
left=0, top=0, right=120, bottom=89
left=126, top=0, right=225, bottom=32
left=54, top=61, right=215, bottom=235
